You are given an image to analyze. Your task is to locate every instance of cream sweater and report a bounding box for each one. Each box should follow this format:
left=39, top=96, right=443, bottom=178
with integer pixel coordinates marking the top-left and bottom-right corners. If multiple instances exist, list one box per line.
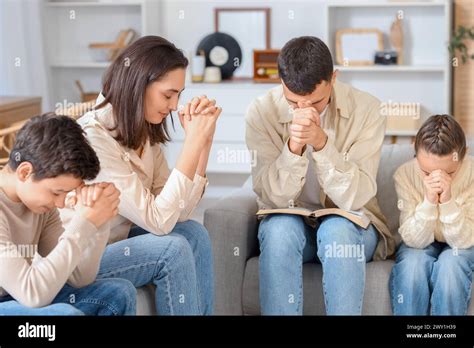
left=0, top=188, right=109, bottom=308
left=394, top=157, right=474, bottom=249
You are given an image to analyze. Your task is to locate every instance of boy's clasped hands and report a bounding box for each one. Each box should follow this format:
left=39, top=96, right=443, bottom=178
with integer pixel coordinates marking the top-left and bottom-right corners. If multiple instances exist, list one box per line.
left=66, top=183, right=121, bottom=228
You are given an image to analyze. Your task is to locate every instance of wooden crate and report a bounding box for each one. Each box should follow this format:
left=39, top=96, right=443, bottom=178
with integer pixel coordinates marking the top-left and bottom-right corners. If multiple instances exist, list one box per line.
left=253, top=49, right=280, bottom=83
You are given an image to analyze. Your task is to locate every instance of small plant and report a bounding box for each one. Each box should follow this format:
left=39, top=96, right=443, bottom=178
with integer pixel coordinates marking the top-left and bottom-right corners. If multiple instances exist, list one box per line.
left=448, top=25, right=474, bottom=64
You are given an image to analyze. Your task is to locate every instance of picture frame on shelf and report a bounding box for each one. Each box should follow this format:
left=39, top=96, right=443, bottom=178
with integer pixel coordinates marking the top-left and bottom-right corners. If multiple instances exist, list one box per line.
left=214, top=8, right=271, bottom=77
left=336, top=28, right=383, bottom=66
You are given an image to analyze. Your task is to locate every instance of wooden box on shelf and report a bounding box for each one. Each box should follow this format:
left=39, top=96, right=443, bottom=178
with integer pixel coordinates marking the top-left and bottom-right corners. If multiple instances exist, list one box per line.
left=386, top=115, right=421, bottom=132
left=253, top=49, right=280, bottom=83
left=384, top=104, right=421, bottom=134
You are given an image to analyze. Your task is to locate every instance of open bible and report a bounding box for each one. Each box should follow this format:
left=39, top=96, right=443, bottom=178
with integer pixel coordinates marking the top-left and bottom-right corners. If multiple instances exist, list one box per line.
left=256, top=207, right=371, bottom=229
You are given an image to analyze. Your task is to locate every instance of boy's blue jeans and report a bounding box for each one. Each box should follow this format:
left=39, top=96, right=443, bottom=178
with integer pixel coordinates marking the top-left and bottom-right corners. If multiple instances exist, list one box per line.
left=0, top=278, right=136, bottom=315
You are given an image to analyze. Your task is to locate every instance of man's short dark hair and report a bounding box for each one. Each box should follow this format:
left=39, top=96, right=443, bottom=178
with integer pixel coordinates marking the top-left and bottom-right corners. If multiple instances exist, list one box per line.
left=278, top=36, right=334, bottom=95
left=8, top=113, right=100, bottom=180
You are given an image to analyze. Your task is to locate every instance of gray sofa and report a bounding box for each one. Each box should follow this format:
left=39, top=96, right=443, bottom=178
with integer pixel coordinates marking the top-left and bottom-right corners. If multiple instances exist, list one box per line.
left=135, top=143, right=474, bottom=315
left=204, top=143, right=474, bottom=315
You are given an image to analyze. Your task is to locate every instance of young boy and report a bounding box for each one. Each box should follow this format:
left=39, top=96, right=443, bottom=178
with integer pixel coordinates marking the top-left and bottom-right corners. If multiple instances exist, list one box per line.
left=0, top=113, right=136, bottom=315
left=390, top=114, right=474, bottom=315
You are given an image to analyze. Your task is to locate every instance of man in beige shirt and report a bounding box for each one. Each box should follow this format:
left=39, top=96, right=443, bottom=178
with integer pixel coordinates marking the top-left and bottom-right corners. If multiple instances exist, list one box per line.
left=246, top=36, right=394, bottom=315
left=0, top=114, right=135, bottom=315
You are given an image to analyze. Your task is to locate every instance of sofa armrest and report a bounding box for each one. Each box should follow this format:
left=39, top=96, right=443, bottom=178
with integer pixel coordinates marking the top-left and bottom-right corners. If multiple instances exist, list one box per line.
left=204, top=187, right=259, bottom=315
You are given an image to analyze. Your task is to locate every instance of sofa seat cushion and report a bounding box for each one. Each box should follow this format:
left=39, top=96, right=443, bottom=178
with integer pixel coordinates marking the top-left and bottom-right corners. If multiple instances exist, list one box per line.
left=243, top=257, right=394, bottom=315
left=136, top=284, right=156, bottom=315
left=242, top=257, right=474, bottom=315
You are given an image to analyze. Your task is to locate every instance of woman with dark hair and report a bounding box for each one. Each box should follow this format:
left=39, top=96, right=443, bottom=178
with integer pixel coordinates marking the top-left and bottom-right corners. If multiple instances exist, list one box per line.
left=60, top=36, right=221, bottom=315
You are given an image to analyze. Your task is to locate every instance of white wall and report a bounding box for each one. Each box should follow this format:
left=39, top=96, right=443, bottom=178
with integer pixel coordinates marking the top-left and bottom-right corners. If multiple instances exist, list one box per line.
left=0, top=0, right=51, bottom=110
left=160, top=0, right=327, bottom=54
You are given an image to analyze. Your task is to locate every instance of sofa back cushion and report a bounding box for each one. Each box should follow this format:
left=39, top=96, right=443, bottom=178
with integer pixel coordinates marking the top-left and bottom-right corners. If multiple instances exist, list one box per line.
left=375, top=144, right=414, bottom=234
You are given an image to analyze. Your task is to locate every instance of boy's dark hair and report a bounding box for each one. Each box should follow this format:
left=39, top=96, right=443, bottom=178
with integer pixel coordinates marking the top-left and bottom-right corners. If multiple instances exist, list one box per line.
left=96, top=35, right=189, bottom=150
left=415, top=114, right=467, bottom=160
left=278, top=36, right=334, bottom=95
left=8, top=113, right=100, bottom=180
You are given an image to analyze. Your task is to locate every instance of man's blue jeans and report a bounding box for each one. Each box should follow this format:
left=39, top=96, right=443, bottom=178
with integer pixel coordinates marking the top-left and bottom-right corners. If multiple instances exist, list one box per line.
left=258, top=214, right=378, bottom=315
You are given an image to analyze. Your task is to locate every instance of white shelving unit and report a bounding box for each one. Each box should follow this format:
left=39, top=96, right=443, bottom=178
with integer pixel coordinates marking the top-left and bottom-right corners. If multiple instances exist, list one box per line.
left=41, top=0, right=453, bottom=168
left=43, top=0, right=161, bottom=110
left=325, top=0, right=452, bottom=140
left=335, top=65, right=446, bottom=72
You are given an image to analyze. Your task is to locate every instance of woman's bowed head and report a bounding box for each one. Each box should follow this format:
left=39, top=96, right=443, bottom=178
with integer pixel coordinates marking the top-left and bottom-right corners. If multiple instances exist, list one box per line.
left=95, top=35, right=222, bottom=155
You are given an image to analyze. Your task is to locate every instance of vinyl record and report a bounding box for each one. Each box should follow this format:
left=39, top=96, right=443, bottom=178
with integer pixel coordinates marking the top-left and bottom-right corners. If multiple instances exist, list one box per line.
left=196, top=32, right=242, bottom=80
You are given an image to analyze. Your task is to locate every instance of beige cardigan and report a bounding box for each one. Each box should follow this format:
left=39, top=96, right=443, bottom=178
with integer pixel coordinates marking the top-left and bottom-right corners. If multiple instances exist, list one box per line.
left=394, top=157, right=474, bottom=249
left=60, top=96, right=207, bottom=244
left=0, top=188, right=109, bottom=307
left=246, top=80, right=395, bottom=260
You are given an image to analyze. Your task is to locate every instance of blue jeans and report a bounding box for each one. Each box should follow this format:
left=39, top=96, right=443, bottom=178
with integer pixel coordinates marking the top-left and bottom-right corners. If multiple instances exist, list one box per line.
left=96, top=220, right=214, bottom=315
left=0, top=278, right=136, bottom=315
left=390, top=242, right=474, bottom=315
left=258, top=214, right=378, bottom=315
